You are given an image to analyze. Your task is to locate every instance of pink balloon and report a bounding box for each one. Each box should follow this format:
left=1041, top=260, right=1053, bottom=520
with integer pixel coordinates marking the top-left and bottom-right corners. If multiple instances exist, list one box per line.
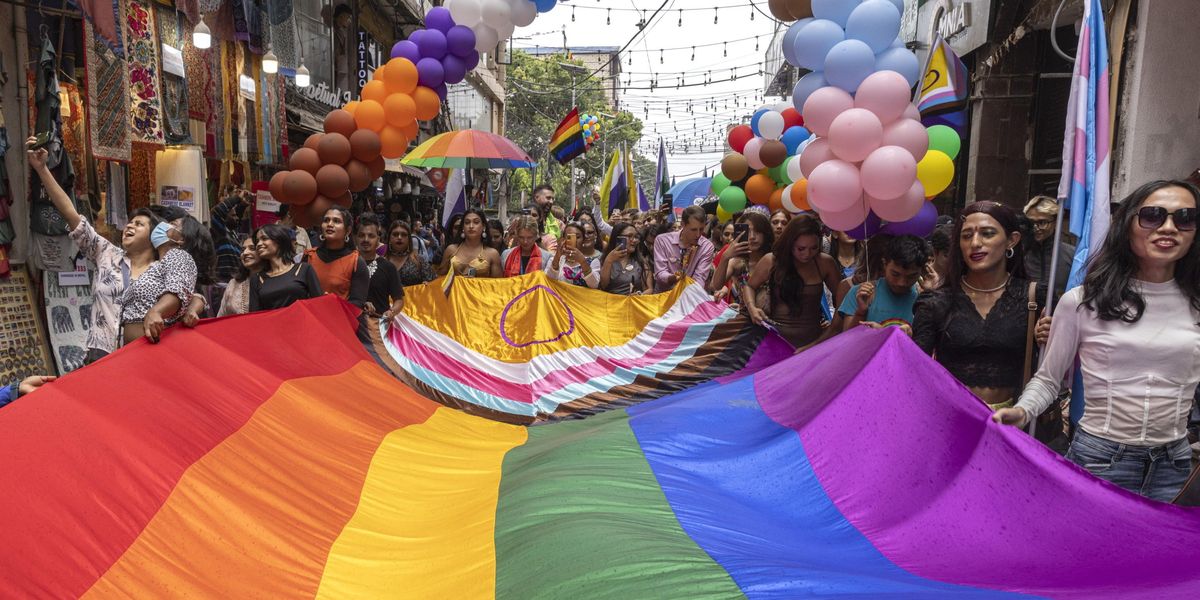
left=902, top=103, right=920, bottom=121
left=743, top=137, right=766, bottom=170
left=860, top=145, right=918, bottom=200
left=881, top=118, right=930, bottom=162
left=870, top=180, right=926, bottom=222
left=819, top=202, right=873, bottom=232
left=854, top=71, right=913, bottom=124
left=801, top=87, right=854, bottom=137
left=807, top=159, right=863, bottom=214
left=828, top=108, right=884, bottom=163
left=798, top=138, right=834, bottom=179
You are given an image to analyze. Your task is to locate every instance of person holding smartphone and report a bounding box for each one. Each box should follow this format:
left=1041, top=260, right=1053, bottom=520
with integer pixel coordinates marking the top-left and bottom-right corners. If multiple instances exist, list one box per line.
left=711, top=213, right=774, bottom=308
left=545, top=222, right=599, bottom=288
left=599, top=223, right=652, bottom=295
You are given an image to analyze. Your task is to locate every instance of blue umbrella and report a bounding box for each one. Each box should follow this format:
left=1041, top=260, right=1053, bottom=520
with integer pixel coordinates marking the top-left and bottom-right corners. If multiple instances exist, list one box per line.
left=668, top=177, right=713, bottom=213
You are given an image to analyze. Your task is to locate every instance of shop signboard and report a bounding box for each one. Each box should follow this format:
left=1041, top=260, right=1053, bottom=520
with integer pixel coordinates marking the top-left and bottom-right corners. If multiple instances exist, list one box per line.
left=916, top=0, right=992, bottom=55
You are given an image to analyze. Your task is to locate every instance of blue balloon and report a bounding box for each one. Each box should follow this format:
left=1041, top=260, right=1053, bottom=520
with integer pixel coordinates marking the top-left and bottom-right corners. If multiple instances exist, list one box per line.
left=792, top=19, right=845, bottom=71
left=890, top=36, right=906, bottom=49
left=791, top=71, right=828, bottom=112
left=780, top=126, right=811, bottom=155
left=812, top=0, right=863, bottom=27
left=882, top=0, right=905, bottom=13
left=750, top=108, right=770, bottom=137
left=824, top=39, right=876, bottom=93
left=845, top=0, right=902, bottom=53
left=534, top=0, right=557, bottom=12
left=781, top=18, right=813, bottom=68
left=875, top=46, right=920, bottom=88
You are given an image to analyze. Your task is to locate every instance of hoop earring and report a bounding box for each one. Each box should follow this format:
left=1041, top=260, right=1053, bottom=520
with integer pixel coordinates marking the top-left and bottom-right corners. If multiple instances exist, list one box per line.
left=345, top=236, right=351, bottom=244
left=319, top=233, right=326, bottom=242
left=1005, top=247, right=1015, bottom=258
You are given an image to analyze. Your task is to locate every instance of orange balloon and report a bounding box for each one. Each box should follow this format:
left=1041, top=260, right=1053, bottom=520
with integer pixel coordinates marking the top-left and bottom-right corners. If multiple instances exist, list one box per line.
left=372, top=64, right=387, bottom=81
left=343, top=100, right=360, bottom=116
left=282, top=170, right=318, bottom=205
left=303, top=133, right=322, bottom=150
left=745, top=174, right=776, bottom=205
left=401, top=120, right=419, bottom=140
left=768, top=187, right=785, bottom=213
left=361, top=80, right=389, bottom=105
left=346, top=159, right=374, bottom=192
left=348, top=129, right=382, bottom=163
left=289, top=148, right=322, bottom=175
left=383, top=93, right=417, bottom=129
left=323, top=109, right=357, bottom=138
left=412, top=86, right=440, bottom=121
left=790, top=179, right=811, bottom=211
left=354, top=100, right=387, bottom=132
left=380, top=126, right=411, bottom=159
left=384, top=58, right=419, bottom=95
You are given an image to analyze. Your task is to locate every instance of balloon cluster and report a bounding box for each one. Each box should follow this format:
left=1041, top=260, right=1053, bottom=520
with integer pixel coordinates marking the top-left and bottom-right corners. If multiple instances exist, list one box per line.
left=389, top=6, right=481, bottom=103
left=445, top=0, right=552, bottom=58
left=580, top=113, right=601, bottom=148
left=711, top=104, right=811, bottom=222
left=766, top=0, right=815, bottom=22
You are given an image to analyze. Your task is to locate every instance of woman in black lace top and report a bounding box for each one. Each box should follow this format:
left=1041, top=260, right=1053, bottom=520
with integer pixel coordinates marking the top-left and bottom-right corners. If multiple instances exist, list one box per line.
left=912, top=201, right=1045, bottom=409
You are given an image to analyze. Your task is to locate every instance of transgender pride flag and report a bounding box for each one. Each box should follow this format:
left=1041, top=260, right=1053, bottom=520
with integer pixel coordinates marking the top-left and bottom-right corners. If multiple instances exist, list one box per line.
left=1057, top=0, right=1111, bottom=290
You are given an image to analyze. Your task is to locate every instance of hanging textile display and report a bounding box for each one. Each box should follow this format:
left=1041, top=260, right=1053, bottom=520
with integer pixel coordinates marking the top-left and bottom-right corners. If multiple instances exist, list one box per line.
left=74, top=0, right=124, bottom=57
left=106, top=161, right=128, bottom=228
left=28, top=32, right=77, bottom=237
left=127, top=141, right=157, bottom=210
left=124, top=0, right=164, bottom=144
left=59, top=83, right=91, bottom=215
left=44, top=272, right=93, bottom=375
left=84, top=17, right=132, bottom=162
left=156, top=6, right=190, bottom=145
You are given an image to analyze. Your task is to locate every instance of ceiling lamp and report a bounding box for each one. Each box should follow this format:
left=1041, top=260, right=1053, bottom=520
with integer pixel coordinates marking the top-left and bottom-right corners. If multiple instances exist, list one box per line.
left=193, top=17, right=211, bottom=50
left=262, top=49, right=279, bottom=74
left=295, top=62, right=310, bottom=88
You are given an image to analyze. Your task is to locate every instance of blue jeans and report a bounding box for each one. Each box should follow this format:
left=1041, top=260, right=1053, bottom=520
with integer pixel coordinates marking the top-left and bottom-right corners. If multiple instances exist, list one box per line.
left=1067, top=428, right=1192, bottom=502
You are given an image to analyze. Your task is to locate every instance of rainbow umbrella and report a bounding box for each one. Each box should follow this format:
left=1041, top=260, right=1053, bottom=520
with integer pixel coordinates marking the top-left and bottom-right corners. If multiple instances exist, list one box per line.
left=401, top=129, right=536, bottom=169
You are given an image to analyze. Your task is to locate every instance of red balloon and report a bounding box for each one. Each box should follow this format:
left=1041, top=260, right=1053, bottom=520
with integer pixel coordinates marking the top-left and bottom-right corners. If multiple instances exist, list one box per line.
left=282, top=170, right=318, bottom=205
left=289, top=148, right=322, bottom=175
left=367, top=155, right=386, bottom=179
left=346, top=159, right=374, bottom=192
left=304, top=133, right=322, bottom=150
left=317, top=133, right=353, bottom=166
left=781, top=108, right=803, bottom=130
left=315, top=164, right=350, bottom=198
left=728, top=125, right=754, bottom=154
left=348, top=129, right=382, bottom=163
left=324, top=109, right=358, bottom=138
left=268, top=171, right=288, bottom=202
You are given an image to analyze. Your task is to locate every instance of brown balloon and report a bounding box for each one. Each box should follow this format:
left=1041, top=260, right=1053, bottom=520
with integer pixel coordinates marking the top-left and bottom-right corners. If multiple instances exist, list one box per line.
left=317, top=133, right=353, bottom=166
left=305, top=195, right=335, bottom=225
left=291, top=207, right=315, bottom=229
left=348, top=129, right=382, bottom=163
left=367, top=155, right=386, bottom=179
left=304, top=133, right=322, bottom=150
left=346, top=159, right=374, bottom=192
left=315, top=164, right=350, bottom=198
left=721, top=153, right=749, bottom=181
left=323, top=109, right=358, bottom=138
left=268, top=171, right=289, bottom=201
left=768, top=0, right=795, bottom=21
left=282, top=170, right=318, bottom=205
left=331, top=192, right=353, bottom=208
left=289, top=148, right=322, bottom=175
left=759, top=140, right=788, bottom=168
left=786, top=0, right=814, bottom=20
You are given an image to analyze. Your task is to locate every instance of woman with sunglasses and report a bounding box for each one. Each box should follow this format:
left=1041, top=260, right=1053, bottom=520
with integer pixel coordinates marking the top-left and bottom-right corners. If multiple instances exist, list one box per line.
left=996, top=181, right=1200, bottom=501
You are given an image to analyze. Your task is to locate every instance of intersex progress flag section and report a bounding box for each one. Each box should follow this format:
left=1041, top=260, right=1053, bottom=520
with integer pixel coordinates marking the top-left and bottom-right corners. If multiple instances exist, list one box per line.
left=2, top=296, right=1199, bottom=598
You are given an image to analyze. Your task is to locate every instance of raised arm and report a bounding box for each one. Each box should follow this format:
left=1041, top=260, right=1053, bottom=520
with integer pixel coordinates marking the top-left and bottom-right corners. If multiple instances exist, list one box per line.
left=27, top=141, right=81, bottom=231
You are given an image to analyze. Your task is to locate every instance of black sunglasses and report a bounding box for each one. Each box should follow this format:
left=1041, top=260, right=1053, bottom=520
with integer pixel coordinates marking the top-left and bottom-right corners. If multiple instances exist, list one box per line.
left=1137, top=206, right=1197, bottom=231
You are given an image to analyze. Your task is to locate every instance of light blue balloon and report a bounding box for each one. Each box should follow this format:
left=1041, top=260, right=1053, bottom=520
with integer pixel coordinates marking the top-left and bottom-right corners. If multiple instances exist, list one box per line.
left=875, top=46, right=921, bottom=88
left=882, top=0, right=905, bottom=13
left=780, top=126, right=811, bottom=155
left=781, top=18, right=813, bottom=67
left=824, top=39, right=876, bottom=93
left=750, top=108, right=770, bottom=137
left=792, top=19, right=845, bottom=71
left=812, top=0, right=863, bottom=27
left=890, top=36, right=906, bottom=49
left=845, top=0, right=902, bottom=53
left=791, top=71, right=829, bottom=112
left=534, top=0, right=556, bottom=12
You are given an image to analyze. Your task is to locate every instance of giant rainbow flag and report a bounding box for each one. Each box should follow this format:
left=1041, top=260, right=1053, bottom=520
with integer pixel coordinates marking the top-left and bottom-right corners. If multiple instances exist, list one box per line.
left=2, top=294, right=1199, bottom=597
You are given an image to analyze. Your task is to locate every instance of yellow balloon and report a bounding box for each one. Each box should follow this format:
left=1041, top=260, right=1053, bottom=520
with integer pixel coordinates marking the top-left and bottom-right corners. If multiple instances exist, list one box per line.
left=716, top=205, right=732, bottom=223
left=917, top=150, right=955, bottom=196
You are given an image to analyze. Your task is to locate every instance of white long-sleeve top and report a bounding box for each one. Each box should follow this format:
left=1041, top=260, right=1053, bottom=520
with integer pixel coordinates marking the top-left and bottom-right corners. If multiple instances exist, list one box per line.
left=1016, top=280, right=1200, bottom=446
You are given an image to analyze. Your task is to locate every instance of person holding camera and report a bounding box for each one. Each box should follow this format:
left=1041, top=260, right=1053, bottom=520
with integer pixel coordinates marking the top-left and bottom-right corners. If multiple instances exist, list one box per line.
left=545, top=222, right=599, bottom=288
left=599, top=222, right=652, bottom=295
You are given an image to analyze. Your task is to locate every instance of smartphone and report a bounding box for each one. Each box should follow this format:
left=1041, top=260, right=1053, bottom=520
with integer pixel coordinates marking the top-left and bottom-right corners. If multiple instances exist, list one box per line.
left=29, top=131, right=53, bottom=149
left=565, top=233, right=577, bottom=248
left=616, top=237, right=628, bottom=251
left=521, top=207, right=531, bottom=215
left=733, top=223, right=749, bottom=240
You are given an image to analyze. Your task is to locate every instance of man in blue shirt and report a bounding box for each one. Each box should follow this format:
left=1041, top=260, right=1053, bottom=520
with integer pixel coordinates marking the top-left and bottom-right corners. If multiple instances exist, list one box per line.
left=839, top=235, right=929, bottom=333
left=0, top=375, right=56, bottom=408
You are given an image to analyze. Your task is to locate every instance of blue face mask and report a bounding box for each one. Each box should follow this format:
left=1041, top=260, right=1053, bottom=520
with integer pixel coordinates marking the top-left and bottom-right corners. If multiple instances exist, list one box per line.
left=151, top=222, right=174, bottom=248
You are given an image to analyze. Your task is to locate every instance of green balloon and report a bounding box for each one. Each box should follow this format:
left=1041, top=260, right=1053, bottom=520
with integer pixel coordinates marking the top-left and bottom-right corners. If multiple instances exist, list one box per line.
left=768, top=164, right=786, bottom=185
left=777, top=157, right=795, bottom=185
left=711, top=173, right=732, bottom=195
left=718, top=186, right=748, bottom=213
left=927, top=125, right=961, bottom=160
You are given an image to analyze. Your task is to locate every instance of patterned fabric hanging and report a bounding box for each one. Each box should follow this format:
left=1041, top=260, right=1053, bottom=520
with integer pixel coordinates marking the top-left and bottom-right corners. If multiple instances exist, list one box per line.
left=127, top=141, right=158, bottom=211
left=156, top=5, right=190, bottom=145
left=124, top=0, right=164, bottom=144
left=85, top=16, right=131, bottom=162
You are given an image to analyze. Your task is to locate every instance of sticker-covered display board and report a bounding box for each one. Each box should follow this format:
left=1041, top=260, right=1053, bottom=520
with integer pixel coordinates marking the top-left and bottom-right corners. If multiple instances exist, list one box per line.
left=0, top=266, right=55, bottom=384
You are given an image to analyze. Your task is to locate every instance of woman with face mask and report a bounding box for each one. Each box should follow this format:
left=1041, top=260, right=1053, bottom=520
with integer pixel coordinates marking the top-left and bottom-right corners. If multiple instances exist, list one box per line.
left=995, top=181, right=1200, bottom=501
left=217, top=237, right=263, bottom=316
left=354, top=214, right=404, bottom=320
left=304, top=206, right=369, bottom=310
left=118, top=219, right=198, bottom=344
left=28, top=139, right=160, bottom=362
left=249, top=223, right=323, bottom=311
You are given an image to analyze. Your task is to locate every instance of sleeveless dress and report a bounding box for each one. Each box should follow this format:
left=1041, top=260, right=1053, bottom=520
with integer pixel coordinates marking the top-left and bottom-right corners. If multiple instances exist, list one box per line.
left=451, top=254, right=491, bottom=277
left=768, top=262, right=826, bottom=348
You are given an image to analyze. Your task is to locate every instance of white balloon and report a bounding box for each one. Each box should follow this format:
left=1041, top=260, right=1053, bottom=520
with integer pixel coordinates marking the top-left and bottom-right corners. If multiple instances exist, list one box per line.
left=494, top=19, right=515, bottom=43
left=508, top=0, right=537, bottom=27
left=758, top=111, right=786, bottom=140
left=780, top=184, right=799, bottom=213
left=786, top=155, right=804, bottom=182
left=472, top=23, right=500, bottom=53
left=481, top=0, right=511, bottom=29
left=448, top=0, right=483, bottom=27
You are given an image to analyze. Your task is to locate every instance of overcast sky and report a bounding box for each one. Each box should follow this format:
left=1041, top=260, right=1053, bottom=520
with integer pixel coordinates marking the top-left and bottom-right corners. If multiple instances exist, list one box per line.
left=511, top=0, right=783, bottom=181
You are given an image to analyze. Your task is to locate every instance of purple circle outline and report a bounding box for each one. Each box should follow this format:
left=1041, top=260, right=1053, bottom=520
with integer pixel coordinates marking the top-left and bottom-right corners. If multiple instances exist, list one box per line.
left=499, top=285, right=577, bottom=348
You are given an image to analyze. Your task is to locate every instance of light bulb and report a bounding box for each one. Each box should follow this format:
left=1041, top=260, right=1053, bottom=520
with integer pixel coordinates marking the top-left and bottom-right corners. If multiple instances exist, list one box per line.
left=295, top=63, right=310, bottom=88
left=262, top=49, right=278, bottom=74
left=193, top=18, right=211, bottom=50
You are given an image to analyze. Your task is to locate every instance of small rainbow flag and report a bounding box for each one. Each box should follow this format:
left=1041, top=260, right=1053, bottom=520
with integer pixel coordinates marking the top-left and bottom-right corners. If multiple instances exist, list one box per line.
left=549, top=106, right=586, bottom=165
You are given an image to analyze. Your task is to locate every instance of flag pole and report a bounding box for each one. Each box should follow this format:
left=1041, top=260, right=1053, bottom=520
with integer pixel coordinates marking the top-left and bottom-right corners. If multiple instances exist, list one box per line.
left=1043, top=199, right=1068, bottom=317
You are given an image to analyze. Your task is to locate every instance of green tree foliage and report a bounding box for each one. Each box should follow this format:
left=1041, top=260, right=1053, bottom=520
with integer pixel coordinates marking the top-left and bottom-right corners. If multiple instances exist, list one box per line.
left=505, top=50, right=649, bottom=211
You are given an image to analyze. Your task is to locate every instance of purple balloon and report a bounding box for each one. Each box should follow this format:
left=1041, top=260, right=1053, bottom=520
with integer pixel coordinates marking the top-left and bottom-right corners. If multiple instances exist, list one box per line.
left=416, top=28, right=447, bottom=61
left=390, top=40, right=420, bottom=63
left=424, top=6, right=455, bottom=33
left=463, top=50, right=480, bottom=70
left=409, top=29, right=427, bottom=46
left=880, top=201, right=937, bottom=237
left=446, top=25, right=477, bottom=58
left=845, top=211, right=883, bottom=240
left=435, top=83, right=448, bottom=101
left=442, top=54, right=467, bottom=84
left=417, top=57, right=446, bottom=88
